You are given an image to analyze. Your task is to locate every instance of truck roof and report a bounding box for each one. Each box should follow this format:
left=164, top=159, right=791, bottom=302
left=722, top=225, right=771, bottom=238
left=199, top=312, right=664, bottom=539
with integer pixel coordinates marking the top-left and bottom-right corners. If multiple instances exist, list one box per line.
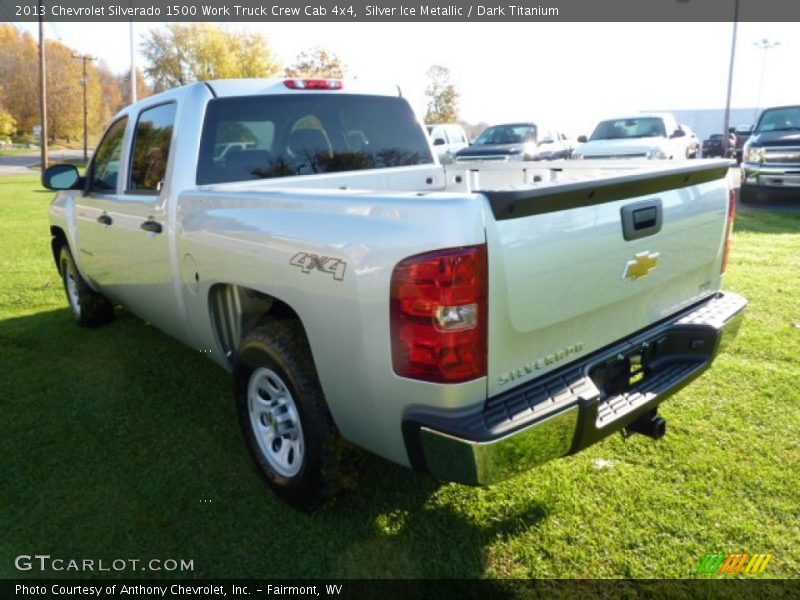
left=119, top=78, right=402, bottom=119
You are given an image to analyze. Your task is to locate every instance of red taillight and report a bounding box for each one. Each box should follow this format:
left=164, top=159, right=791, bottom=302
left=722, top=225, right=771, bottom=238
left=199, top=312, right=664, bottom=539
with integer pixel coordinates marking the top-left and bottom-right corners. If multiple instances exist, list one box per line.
left=390, top=245, right=487, bottom=383
left=283, top=78, right=343, bottom=90
left=721, top=187, right=737, bottom=273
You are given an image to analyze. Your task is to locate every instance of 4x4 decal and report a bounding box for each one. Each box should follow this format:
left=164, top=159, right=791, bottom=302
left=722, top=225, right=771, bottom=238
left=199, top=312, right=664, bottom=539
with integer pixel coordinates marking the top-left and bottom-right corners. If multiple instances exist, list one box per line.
left=289, top=252, right=347, bottom=281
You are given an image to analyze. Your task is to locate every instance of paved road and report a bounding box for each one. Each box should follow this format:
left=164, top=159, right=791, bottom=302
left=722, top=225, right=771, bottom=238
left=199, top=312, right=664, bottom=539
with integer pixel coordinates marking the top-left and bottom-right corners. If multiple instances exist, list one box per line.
left=0, top=149, right=87, bottom=176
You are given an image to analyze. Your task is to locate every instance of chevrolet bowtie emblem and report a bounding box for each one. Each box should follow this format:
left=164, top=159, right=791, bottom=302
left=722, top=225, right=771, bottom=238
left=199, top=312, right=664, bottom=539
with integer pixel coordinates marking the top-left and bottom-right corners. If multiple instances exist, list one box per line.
left=622, top=251, right=660, bottom=280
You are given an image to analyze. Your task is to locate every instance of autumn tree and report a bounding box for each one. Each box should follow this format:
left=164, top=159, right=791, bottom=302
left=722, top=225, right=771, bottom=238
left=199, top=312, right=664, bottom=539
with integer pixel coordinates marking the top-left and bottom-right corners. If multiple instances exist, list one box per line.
left=0, top=25, right=39, bottom=134
left=285, top=47, right=345, bottom=79
left=118, top=67, right=152, bottom=106
left=424, top=65, right=460, bottom=124
left=0, top=106, right=16, bottom=140
left=141, top=24, right=282, bottom=91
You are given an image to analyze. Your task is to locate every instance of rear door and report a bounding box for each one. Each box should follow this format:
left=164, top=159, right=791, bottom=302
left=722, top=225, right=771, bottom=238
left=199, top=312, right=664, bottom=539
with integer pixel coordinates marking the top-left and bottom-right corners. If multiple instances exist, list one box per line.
left=483, top=164, right=730, bottom=397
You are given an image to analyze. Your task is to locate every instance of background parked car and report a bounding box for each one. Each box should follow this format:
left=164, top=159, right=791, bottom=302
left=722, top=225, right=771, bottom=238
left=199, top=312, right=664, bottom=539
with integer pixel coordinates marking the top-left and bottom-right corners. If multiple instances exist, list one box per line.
left=740, top=105, right=800, bottom=203
left=572, top=113, right=687, bottom=160
left=733, top=124, right=754, bottom=163
left=426, top=123, right=469, bottom=164
left=702, top=133, right=736, bottom=158
left=454, top=122, right=570, bottom=162
left=681, top=124, right=700, bottom=158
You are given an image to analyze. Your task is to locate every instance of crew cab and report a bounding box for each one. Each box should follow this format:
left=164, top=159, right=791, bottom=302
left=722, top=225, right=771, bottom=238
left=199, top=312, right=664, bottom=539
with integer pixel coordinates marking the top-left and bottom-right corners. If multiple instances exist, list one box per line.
left=574, top=113, right=688, bottom=160
left=741, top=105, right=800, bottom=203
left=43, top=78, right=746, bottom=508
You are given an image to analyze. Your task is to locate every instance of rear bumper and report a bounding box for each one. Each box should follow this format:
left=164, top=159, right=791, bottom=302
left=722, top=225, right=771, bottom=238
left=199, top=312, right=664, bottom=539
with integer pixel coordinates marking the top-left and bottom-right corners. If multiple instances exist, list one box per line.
left=403, top=292, right=747, bottom=486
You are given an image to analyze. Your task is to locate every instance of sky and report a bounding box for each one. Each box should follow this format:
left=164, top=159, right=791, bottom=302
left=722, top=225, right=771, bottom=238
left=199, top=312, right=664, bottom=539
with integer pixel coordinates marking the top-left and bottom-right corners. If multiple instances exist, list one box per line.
left=13, top=20, right=800, bottom=135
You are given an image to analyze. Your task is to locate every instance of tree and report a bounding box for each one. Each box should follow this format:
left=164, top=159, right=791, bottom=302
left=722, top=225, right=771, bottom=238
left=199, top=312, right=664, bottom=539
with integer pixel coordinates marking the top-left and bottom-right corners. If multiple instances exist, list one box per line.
left=0, top=25, right=39, bottom=134
left=285, top=47, right=345, bottom=79
left=44, top=40, right=89, bottom=143
left=0, top=106, right=16, bottom=140
left=424, top=65, right=460, bottom=124
left=141, top=24, right=282, bottom=91
left=117, top=67, right=152, bottom=106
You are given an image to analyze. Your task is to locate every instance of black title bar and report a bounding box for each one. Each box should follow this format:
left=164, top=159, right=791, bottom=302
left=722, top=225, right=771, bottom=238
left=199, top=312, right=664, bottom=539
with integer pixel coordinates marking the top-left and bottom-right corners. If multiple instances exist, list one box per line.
left=3, top=0, right=799, bottom=22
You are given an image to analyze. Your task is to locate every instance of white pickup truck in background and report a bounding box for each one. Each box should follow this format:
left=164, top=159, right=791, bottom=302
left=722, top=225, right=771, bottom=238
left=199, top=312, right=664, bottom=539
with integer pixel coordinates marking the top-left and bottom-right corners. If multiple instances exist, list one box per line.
left=574, top=113, right=690, bottom=160
left=43, top=78, right=746, bottom=508
left=426, top=123, right=470, bottom=164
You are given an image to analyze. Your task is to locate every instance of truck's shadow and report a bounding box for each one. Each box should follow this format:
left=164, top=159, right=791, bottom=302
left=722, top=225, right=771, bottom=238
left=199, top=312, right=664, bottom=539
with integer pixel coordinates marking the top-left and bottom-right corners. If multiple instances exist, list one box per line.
left=1, top=307, right=552, bottom=579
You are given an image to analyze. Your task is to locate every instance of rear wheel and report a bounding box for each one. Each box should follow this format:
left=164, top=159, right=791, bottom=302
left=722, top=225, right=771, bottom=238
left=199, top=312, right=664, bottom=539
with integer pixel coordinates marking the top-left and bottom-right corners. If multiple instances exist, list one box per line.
left=58, top=245, right=114, bottom=326
left=234, top=321, right=340, bottom=510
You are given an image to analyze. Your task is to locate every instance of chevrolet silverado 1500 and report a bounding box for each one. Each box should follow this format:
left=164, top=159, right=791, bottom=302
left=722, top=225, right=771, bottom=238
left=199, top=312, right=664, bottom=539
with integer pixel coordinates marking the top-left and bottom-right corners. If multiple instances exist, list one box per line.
left=741, top=105, right=800, bottom=203
left=43, top=78, right=746, bottom=508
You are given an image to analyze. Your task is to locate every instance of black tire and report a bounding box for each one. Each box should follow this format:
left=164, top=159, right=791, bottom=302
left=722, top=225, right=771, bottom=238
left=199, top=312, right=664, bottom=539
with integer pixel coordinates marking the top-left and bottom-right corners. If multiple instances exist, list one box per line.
left=58, top=244, right=114, bottom=327
left=234, top=320, right=339, bottom=510
left=739, top=184, right=758, bottom=205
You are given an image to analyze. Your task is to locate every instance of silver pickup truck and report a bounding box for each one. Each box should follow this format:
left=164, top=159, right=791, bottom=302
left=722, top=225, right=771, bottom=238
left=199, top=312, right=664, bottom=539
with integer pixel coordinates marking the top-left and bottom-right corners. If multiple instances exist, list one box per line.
left=43, top=78, right=746, bottom=509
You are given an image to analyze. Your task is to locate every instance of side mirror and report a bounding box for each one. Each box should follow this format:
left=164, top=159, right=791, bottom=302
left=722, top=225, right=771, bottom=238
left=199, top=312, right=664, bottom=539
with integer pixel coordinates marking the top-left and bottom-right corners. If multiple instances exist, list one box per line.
left=433, top=138, right=446, bottom=146
left=671, top=129, right=686, bottom=138
left=42, top=164, right=81, bottom=190
left=577, top=135, right=588, bottom=143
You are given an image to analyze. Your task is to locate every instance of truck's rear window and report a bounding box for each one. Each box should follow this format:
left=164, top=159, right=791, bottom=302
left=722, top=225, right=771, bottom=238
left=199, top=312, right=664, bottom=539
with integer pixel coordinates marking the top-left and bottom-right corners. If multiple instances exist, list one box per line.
left=197, top=94, right=433, bottom=184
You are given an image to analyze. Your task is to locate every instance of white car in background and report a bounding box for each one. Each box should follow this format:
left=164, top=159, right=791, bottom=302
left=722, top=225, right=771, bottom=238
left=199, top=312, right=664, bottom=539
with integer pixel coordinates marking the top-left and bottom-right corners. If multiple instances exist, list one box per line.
left=426, top=123, right=469, bottom=164
left=573, top=113, right=688, bottom=160
left=680, top=124, right=701, bottom=159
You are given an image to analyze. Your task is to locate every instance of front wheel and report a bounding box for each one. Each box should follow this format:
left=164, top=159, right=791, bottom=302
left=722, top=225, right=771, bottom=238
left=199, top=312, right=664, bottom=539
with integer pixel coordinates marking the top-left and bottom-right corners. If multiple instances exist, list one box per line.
left=234, top=321, right=340, bottom=510
left=739, top=184, right=758, bottom=205
left=58, top=245, right=114, bottom=326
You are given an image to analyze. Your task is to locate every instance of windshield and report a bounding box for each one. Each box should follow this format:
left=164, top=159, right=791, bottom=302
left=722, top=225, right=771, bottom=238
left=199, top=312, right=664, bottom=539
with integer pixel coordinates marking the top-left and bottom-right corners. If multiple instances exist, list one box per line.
left=197, top=94, right=434, bottom=184
left=474, top=124, right=536, bottom=146
left=755, top=107, right=800, bottom=133
left=590, top=117, right=666, bottom=141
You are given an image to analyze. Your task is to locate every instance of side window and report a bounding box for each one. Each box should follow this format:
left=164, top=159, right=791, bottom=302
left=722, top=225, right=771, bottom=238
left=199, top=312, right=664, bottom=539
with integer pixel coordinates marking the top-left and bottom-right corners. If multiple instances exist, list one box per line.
left=90, top=117, right=128, bottom=193
left=128, top=103, right=177, bottom=194
left=430, top=126, right=446, bottom=143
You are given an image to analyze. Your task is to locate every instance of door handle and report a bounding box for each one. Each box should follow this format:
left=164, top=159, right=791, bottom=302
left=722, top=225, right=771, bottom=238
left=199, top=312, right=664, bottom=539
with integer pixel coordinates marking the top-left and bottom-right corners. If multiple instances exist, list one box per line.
left=140, top=219, right=163, bottom=234
left=96, top=214, right=113, bottom=226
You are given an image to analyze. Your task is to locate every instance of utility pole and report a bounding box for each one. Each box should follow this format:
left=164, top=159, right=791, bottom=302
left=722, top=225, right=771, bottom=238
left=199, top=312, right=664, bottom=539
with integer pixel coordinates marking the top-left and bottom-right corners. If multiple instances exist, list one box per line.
left=722, top=0, right=739, bottom=142
left=72, top=53, right=96, bottom=162
left=38, top=10, right=48, bottom=169
left=753, top=38, right=780, bottom=120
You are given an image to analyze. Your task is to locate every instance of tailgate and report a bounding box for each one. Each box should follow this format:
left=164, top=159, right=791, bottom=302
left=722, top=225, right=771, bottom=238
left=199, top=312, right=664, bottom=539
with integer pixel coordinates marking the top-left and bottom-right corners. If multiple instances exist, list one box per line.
left=482, top=163, right=731, bottom=397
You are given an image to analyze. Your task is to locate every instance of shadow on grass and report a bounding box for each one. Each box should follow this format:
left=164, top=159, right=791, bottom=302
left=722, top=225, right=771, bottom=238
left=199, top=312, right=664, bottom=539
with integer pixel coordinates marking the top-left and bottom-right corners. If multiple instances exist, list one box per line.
left=734, top=200, right=800, bottom=235
left=0, top=308, right=551, bottom=579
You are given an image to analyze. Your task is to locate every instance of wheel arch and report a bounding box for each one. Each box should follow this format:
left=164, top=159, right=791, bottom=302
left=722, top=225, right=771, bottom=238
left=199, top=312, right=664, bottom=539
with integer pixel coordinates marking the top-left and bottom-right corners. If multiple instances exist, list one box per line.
left=50, top=226, right=68, bottom=273
left=207, top=283, right=311, bottom=368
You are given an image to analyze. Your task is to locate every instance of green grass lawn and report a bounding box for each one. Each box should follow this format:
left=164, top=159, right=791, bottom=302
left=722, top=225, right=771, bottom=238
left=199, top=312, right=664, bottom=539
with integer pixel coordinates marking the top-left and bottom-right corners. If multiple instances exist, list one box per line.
left=1, top=174, right=798, bottom=579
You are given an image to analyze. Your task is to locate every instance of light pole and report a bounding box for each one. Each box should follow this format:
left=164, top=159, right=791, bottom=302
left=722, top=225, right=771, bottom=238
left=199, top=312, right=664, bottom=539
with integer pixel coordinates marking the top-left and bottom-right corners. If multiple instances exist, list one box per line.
left=72, top=53, right=96, bottom=162
left=753, top=38, right=780, bottom=120
left=679, top=0, right=739, bottom=141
